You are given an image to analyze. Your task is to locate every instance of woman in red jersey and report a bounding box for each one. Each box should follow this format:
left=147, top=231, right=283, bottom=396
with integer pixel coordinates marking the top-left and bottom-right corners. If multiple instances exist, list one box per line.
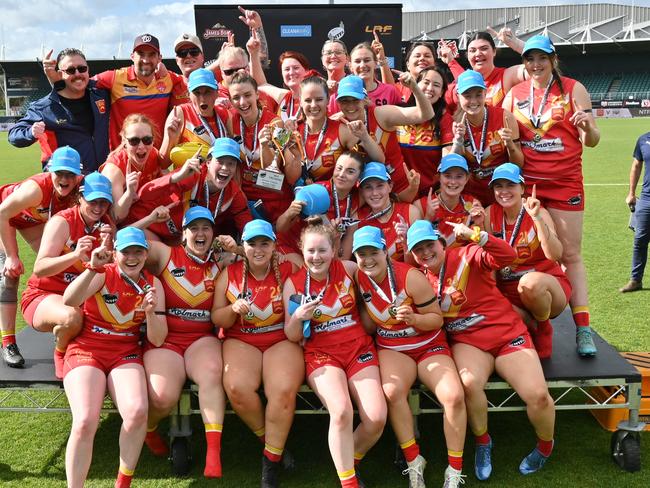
left=348, top=43, right=400, bottom=107
left=484, top=163, right=571, bottom=358
left=160, top=68, right=232, bottom=166
left=133, top=207, right=226, bottom=478
left=343, top=163, right=421, bottom=261
left=212, top=219, right=302, bottom=487
left=0, top=146, right=82, bottom=367
left=322, top=39, right=349, bottom=113
left=62, top=226, right=167, bottom=488
left=407, top=219, right=555, bottom=482
left=20, top=172, right=114, bottom=378
left=414, top=154, right=484, bottom=248
left=396, top=66, right=453, bottom=197
left=353, top=226, right=467, bottom=488
left=503, top=35, right=600, bottom=357
left=392, top=42, right=438, bottom=105
left=444, top=70, right=523, bottom=206
left=100, top=114, right=167, bottom=222
left=445, top=29, right=525, bottom=113
left=287, top=75, right=384, bottom=185
left=283, top=217, right=386, bottom=488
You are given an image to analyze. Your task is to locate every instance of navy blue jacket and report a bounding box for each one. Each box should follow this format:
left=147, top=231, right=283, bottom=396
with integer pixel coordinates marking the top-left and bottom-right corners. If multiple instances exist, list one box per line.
left=8, top=80, right=110, bottom=173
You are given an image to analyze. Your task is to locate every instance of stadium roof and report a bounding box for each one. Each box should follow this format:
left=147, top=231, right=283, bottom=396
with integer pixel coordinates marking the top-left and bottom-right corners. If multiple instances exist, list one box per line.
left=403, top=3, right=650, bottom=46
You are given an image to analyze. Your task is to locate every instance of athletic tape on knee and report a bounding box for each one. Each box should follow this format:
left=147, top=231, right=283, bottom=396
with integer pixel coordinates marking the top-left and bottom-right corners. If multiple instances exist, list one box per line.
left=0, top=253, right=18, bottom=303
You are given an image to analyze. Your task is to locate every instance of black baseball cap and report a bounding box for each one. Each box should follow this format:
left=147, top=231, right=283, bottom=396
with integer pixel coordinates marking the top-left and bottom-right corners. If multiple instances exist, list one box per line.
left=133, top=34, right=160, bottom=54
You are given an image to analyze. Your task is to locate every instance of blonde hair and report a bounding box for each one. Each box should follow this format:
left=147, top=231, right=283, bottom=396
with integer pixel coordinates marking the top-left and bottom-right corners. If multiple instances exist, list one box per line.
left=299, top=215, right=337, bottom=251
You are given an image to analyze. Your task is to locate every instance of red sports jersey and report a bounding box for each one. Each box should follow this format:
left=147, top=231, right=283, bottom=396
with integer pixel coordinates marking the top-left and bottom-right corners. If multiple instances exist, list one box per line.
left=489, top=204, right=567, bottom=283
left=439, top=236, right=522, bottom=336
left=447, top=67, right=508, bottom=114
left=179, top=103, right=230, bottom=146
left=417, top=193, right=480, bottom=248
left=508, top=77, right=582, bottom=182
left=319, top=179, right=360, bottom=223
left=159, top=246, right=219, bottom=339
left=231, top=109, right=293, bottom=220
left=288, top=260, right=367, bottom=349
left=76, top=263, right=152, bottom=347
left=356, top=202, right=414, bottom=262
left=277, top=91, right=301, bottom=121
left=25, top=206, right=112, bottom=294
left=296, top=118, right=344, bottom=182
left=397, top=113, right=454, bottom=196
left=0, top=173, right=77, bottom=229
left=100, top=146, right=164, bottom=190
left=364, top=105, right=409, bottom=193
left=128, top=165, right=251, bottom=239
left=357, top=260, right=443, bottom=351
left=94, top=67, right=183, bottom=149
left=224, top=260, right=292, bottom=347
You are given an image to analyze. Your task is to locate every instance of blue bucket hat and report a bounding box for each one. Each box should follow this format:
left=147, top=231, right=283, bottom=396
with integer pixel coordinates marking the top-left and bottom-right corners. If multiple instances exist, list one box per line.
left=209, top=137, right=241, bottom=162
left=522, top=35, right=555, bottom=55
left=336, top=75, right=367, bottom=100
left=488, top=163, right=525, bottom=186
left=456, top=70, right=486, bottom=94
left=407, top=220, right=440, bottom=252
left=352, top=226, right=386, bottom=254
left=241, top=219, right=276, bottom=242
left=182, top=206, right=215, bottom=227
left=115, top=227, right=149, bottom=251
left=48, top=146, right=82, bottom=175
left=188, top=68, right=218, bottom=92
left=438, top=153, right=469, bottom=173
left=83, top=172, right=113, bottom=203
left=359, top=162, right=391, bottom=185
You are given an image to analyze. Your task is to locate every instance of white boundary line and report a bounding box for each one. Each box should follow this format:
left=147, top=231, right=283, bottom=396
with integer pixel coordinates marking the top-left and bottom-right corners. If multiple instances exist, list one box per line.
left=584, top=183, right=627, bottom=186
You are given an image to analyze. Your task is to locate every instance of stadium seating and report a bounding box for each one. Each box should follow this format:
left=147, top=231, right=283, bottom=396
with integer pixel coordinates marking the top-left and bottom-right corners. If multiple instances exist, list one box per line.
left=617, top=73, right=650, bottom=96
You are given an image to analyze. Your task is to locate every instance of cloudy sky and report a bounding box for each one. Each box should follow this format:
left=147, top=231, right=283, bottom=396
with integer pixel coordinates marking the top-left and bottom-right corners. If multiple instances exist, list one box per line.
left=1, top=0, right=648, bottom=60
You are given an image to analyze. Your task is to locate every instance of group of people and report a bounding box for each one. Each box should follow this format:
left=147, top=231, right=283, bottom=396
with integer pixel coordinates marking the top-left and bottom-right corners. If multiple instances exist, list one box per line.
left=0, top=6, right=607, bottom=488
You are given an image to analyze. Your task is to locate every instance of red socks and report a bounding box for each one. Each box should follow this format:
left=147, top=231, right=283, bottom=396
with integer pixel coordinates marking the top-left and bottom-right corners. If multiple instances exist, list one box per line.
left=536, top=437, right=554, bottom=457
left=53, top=348, right=65, bottom=379
left=400, top=438, right=420, bottom=463
left=204, top=424, right=223, bottom=478
left=144, top=427, right=169, bottom=457
left=572, top=306, right=590, bottom=328
left=1, top=332, right=16, bottom=348
left=534, top=319, right=554, bottom=359
left=263, top=443, right=283, bottom=463
left=114, top=466, right=133, bottom=488
left=475, top=431, right=491, bottom=446
left=448, top=450, right=464, bottom=471
left=338, top=468, right=358, bottom=488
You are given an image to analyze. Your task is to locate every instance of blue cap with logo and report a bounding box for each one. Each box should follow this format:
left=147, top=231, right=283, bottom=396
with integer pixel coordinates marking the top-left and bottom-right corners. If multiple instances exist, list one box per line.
left=48, top=146, right=82, bottom=175
left=488, top=162, right=525, bottom=186
left=522, top=35, right=555, bottom=55
left=336, top=75, right=367, bottom=100
left=115, top=226, right=149, bottom=251
left=83, top=172, right=113, bottom=203
left=188, top=68, right=218, bottom=92
left=438, top=153, right=469, bottom=173
left=456, top=70, right=487, bottom=94
left=209, top=137, right=241, bottom=162
left=407, top=220, right=440, bottom=252
left=241, top=219, right=276, bottom=242
left=359, top=162, right=391, bottom=185
left=182, top=206, right=215, bottom=227
left=295, top=184, right=331, bottom=216
left=352, top=225, right=386, bottom=253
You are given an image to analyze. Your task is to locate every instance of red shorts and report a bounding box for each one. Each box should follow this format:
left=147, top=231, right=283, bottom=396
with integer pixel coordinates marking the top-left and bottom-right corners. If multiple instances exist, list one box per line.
left=20, top=287, right=55, bottom=327
left=524, top=176, right=584, bottom=211
left=63, top=339, right=142, bottom=377
left=378, top=332, right=452, bottom=364
left=144, top=331, right=216, bottom=357
left=499, top=272, right=572, bottom=311
left=225, top=326, right=287, bottom=354
left=449, top=322, right=534, bottom=358
left=305, top=334, right=379, bottom=379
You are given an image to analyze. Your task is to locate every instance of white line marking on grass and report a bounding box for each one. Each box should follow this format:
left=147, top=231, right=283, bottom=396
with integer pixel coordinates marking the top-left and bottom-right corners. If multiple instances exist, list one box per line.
left=584, top=183, right=627, bottom=186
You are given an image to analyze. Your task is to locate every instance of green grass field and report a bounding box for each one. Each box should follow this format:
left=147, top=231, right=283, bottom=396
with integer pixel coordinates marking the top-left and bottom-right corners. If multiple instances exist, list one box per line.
left=0, top=119, right=649, bottom=486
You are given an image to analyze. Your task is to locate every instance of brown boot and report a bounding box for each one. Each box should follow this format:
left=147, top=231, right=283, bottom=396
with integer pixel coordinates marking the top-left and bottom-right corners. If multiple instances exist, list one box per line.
left=619, top=280, right=642, bottom=293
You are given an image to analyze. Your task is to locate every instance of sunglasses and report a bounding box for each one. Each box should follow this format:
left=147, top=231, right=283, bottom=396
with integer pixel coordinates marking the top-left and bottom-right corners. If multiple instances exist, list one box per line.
left=126, top=136, right=154, bottom=146
left=222, top=66, right=247, bottom=76
left=176, top=47, right=201, bottom=58
left=61, top=65, right=89, bottom=75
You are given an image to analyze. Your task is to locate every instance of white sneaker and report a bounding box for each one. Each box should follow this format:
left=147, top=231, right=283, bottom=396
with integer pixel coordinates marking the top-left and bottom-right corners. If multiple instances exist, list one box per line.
left=442, top=466, right=466, bottom=488
left=402, top=454, right=427, bottom=488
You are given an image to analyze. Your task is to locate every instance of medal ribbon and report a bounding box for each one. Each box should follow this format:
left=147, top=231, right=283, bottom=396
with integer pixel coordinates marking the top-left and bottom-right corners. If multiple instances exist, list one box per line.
left=529, top=77, right=554, bottom=129
left=203, top=182, right=225, bottom=218
left=464, top=108, right=488, bottom=166
left=239, top=113, right=260, bottom=168
left=302, top=119, right=328, bottom=171
left=502, top=205, right=526, bottom=247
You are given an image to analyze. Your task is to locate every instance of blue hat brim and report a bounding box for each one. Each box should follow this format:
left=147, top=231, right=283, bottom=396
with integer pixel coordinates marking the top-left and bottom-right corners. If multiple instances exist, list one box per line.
left=352, top=240, right=384, bottom=254
left=116, top=239, right=149, bottom=251
left=84, top=191, right=113, bottom=204
left=407, top=233, right=439, bottom=252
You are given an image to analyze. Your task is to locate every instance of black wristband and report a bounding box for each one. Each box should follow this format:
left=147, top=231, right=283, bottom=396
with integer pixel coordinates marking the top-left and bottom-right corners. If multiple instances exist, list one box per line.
left=414, top=296, right=438, bottom=308
left=154, top=311, right=166, bottom=315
